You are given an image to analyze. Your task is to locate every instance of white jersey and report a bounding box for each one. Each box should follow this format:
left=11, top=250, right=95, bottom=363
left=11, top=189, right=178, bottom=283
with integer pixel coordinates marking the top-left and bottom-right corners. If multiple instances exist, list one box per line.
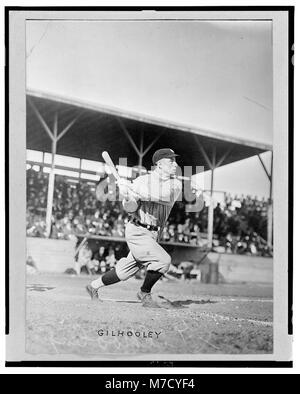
left=129, top=171, right=182, bottom=228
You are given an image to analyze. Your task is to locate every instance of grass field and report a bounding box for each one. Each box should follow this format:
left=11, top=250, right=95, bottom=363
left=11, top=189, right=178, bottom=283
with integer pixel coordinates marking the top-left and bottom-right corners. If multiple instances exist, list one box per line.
left=26, top=273, right=273, bottom=356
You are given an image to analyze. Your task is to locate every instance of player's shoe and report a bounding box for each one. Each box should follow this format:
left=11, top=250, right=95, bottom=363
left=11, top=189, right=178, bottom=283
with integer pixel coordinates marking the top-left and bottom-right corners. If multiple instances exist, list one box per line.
left=137, top=290, right=148, bottom=301
left=137, top=290, right=160, bottom=308
left=86, top=284, right=99, bottom=300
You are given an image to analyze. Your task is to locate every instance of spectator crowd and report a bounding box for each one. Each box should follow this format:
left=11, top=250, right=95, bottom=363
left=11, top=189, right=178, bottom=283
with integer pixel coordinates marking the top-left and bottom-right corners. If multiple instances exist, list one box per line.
left=26, top=168, right=272, bottom=256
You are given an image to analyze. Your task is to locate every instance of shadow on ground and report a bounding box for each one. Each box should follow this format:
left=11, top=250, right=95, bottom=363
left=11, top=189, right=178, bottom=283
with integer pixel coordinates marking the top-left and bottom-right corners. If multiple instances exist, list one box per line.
left=157, top=295, right=217, bottom=309
left=100, top=295, right=217, bottom=309
left=27, top=284, right=56, bottom=292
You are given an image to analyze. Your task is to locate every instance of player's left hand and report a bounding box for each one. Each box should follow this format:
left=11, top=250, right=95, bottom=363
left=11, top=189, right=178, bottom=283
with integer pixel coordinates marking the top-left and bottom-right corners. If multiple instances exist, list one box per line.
left=116, top=178, right=132, bottom=198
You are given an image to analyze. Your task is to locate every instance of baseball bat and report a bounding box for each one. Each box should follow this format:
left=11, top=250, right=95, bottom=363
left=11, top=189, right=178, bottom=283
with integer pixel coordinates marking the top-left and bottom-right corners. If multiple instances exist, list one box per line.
left=102, top=151, right=121, bottom=181
left=102, top=151, right=141, bottom=201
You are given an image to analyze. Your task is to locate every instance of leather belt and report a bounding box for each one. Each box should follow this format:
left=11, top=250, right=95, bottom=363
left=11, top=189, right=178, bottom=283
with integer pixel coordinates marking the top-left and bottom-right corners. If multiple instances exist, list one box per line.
left=130, top=218, right=160, bottom=232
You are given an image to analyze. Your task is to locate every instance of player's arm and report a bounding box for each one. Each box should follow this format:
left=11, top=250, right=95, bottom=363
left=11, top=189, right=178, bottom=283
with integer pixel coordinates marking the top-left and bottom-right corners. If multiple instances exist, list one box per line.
left=172, top=179, right=183, bottom=203
left=117, top=177, right=144, bottom=199
left=160, top=178, right=183, bottom=203
left=118, top=177, right=141, bottom=213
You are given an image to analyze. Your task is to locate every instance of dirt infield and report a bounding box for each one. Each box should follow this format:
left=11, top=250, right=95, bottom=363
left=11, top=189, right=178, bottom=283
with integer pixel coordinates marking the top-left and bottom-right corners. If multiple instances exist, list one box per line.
left=26, top=274, right=273, bottom=356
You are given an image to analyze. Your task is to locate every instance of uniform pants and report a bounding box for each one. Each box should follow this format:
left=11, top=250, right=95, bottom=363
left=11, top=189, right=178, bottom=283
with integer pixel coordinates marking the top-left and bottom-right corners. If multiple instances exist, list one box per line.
left=115, top=222, right=171, bottom=281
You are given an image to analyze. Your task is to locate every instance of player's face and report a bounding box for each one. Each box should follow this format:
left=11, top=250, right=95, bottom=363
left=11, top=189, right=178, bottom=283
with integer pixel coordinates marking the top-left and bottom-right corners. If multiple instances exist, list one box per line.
left=158, top=157, right=178, bottom=176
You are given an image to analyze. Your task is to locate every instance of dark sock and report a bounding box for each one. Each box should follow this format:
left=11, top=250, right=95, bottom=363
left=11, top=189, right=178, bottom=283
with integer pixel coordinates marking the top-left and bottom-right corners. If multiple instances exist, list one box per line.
left=102, top=268, right=121, bottom=286
left=141, top=270, right=163, bottom=293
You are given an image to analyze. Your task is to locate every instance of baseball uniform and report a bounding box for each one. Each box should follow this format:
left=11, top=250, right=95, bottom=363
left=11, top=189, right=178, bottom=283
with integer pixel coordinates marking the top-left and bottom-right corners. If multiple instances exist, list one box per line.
left=115, top=170, right=182, bottom=281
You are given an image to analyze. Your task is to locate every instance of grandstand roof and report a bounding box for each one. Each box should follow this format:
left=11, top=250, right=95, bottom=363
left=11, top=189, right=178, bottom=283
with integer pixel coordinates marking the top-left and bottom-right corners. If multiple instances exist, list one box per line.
left=27, top=90, right=272, bottom=172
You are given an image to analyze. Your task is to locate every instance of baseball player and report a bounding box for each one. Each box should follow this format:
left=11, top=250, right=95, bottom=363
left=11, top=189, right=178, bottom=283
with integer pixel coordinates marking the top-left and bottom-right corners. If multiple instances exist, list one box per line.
left=86, top=148, right=182, bottom=308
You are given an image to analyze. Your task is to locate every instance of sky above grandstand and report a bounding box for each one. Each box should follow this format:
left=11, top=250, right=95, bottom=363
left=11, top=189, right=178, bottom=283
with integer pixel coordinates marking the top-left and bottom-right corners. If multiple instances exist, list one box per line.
left=26, top=19, right=273, bottom=198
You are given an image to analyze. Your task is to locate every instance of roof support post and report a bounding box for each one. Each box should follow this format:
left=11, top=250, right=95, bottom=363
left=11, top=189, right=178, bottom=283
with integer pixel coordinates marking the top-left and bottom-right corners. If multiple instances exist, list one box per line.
left=194, top=136, right=216, bottom=249
left=57, top=114, right=81, bottom=142
left=207, top=147, right=216, bottom=249
left=257, top=152, right=273, bottom=248
left=27, top=98, right=56, bottom=238
left=208, top=167, right=215, bottom=249
left=216, top=148, right=232, bottom=168
left=28, top=97, right=54, bottom=142
left=138, top=130, right=144, bottom=173
left=269, top=151, right=273, bottom=201
left=79, top=158, right=82, bottom=179
left=118, top=118, right=165, bottom=172
left=267, top=151, right=273, bottom=248
left=28, top=99, right=80, bottom=236
left=142, top=129, right=165, bottom=158
left=257, top=153, right=272, bottom=182
left=45, top=112, right=58, bottom=238
left=193, top=135, right=213, bottom=169
left=117, top=118, right=140, bottom=156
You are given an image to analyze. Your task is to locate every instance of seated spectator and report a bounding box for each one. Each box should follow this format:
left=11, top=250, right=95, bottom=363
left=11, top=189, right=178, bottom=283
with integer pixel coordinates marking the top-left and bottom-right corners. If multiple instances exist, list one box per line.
left=62, top=221, right=74, bottom=240
left=106, top=247, right=116, bottom=269
left=111, top=223, right=124, bottom=238
left=178, top=261, right=194, bottom=280
left=26, top=215, right=47, bottom=238
left=99, top=260, right=107, bottom=274
left=189, top=224, right=201, bottom=246
left=161, top=226, right=171, bottom=242
left=78, top=243, right=93, bottom=274
left=177, top=224, right=184, bottom=242
left=92, top=246, right=107, bottom=273
left=168, top=224, right=176, bottom=243
left=26, top=255, right=38, bottom=275
left=86, top=259, right=99, bottom=275
left=183, top=218, right=191, bottom=243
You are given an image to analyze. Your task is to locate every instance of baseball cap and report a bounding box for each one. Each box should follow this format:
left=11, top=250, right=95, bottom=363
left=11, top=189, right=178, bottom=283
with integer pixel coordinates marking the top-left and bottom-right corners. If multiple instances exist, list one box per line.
left=152, top=148, right=179, bottom=165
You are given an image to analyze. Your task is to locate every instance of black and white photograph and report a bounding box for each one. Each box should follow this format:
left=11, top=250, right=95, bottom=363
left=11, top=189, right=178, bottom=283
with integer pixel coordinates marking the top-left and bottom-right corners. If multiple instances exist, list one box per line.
left=6, top=7, right=293, bottom=365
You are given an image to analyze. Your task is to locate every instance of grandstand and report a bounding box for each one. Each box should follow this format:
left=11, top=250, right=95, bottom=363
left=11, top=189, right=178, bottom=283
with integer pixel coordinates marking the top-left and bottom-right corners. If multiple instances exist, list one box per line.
left=26, top=90, right=273, bottom=252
